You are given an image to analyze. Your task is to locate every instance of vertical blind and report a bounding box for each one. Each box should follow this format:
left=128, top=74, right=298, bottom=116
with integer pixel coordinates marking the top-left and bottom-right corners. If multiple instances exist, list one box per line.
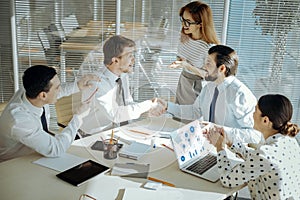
left=0, top=0, right=299, bottom=124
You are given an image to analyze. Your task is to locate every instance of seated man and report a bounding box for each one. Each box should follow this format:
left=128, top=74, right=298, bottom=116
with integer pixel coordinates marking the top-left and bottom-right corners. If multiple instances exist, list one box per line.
left=153, top=45, right=263, bottom=144
left=0, top=65, right=99, bottom=162
left=80, top=35, right=157, bottom=134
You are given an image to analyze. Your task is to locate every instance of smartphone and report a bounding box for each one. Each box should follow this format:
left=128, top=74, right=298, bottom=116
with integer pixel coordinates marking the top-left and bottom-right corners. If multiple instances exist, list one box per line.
left=90, top=140, right=123, bottom=151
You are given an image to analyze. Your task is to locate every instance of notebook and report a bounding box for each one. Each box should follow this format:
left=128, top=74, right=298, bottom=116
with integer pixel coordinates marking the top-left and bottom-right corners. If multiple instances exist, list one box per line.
left=170, top=120, right=219, bottom=182
left=118, top=141, right=151, bottom=160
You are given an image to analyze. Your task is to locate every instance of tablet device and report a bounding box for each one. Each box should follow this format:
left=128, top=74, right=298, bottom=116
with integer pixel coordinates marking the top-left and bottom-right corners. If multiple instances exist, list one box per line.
left=91, top=140, right=123, bottom=151
left=56, top=160, right=109, bottom=186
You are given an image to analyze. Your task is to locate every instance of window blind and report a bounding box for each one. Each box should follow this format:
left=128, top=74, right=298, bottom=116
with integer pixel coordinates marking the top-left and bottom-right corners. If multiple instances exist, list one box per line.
left=0, top=0, right=14, bottom=103
left=1, top=0, right=299, bottom=125
left=226, top=0, right=300, bottom=124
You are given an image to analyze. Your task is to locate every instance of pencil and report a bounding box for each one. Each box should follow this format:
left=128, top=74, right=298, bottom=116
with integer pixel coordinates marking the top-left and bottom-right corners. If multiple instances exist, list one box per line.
left=128, top=129, right=150, bottom=135
left=147, top=177, right=175, bottom=187
left=161, top=143, right=174, bottom=152
left=109, top=129, right=114, bottom=144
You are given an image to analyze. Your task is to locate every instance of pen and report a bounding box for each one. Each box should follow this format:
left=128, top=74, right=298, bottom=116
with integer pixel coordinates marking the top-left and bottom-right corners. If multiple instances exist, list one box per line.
left=83, top=88, right=98, bottom=103
left=147, top=177, right=175, bottom=187
left=128, top=129, right=150, bottom=136
left=100, top=136, right=105, bottom=144
left=161, top=143, right=174, bottom=152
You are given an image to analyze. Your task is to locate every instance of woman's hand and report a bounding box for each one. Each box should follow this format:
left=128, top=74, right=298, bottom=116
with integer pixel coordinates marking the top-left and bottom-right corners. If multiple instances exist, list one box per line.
left=168, top=60, right=207, bottom=78
left=206, top=126, right=226, bottom=152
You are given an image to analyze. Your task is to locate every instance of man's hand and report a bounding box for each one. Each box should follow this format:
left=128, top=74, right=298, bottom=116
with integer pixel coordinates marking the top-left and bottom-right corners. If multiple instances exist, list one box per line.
left=148, top=98, right=167, bottom=117
left=74, top=102, right=91, bottom=119
left=77, top=74, right=100, bottom=91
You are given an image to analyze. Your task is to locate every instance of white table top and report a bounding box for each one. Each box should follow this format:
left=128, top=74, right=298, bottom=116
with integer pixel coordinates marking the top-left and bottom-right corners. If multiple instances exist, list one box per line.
left=0, top=117, right=244, bottom=200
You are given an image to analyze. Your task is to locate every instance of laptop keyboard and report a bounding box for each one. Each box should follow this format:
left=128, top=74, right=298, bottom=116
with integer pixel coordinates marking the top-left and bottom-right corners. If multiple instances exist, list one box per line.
left=186, top=154, right=217, bottom=175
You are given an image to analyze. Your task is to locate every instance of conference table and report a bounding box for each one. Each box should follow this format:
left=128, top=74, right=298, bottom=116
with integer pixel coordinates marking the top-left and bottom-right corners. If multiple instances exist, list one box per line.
left=0, top=117, right=244, bottom=200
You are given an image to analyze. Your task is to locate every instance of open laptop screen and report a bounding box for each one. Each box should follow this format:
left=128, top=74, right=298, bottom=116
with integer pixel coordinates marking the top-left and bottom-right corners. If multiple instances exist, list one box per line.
left=170, top=120, right=214, bottom=167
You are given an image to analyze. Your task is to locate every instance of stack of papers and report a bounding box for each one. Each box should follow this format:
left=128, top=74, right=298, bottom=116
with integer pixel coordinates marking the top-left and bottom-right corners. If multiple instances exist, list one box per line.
left=32, top=153, right=88, bottom=172
left=110, top=163, right=150, bottom=178
left=122, top=188, right=226, bottom=200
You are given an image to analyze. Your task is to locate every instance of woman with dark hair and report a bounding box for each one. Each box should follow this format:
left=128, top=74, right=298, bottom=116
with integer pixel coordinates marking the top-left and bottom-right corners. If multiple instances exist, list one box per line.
left=169, top=1, right=220, bottom=105
left=208, top=94, right=300, bottom=199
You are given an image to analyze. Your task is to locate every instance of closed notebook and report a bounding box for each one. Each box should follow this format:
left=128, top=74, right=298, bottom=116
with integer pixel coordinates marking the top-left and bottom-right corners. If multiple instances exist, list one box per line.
left=118, top=141, right=151, bottom=160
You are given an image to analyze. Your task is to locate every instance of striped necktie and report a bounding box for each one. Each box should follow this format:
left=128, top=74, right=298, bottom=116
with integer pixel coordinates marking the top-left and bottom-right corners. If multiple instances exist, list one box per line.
left=209, top=87, right=219, bottom=123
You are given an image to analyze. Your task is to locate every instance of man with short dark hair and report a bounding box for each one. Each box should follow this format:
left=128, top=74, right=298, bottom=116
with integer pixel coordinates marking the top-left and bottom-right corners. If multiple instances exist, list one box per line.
left=153, top=45, right=263, bottom=144
left=80, top=35, right=158, bottom=134
left=0, top=65, right=99, bottom=162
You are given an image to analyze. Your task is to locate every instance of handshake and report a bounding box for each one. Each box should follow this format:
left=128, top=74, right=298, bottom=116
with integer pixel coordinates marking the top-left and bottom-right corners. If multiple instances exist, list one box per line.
left=149, top=98, right=168, bottom=117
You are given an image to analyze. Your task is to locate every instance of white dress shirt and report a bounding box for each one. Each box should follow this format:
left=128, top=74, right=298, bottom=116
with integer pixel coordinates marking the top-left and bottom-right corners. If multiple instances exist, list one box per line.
left=80, top=68, right=154, bottom=134
left=0, top=83, right=82, bottom=162
left=168, top=76, right=263, bottom=144
left=218, top=133, right=300, bottom=200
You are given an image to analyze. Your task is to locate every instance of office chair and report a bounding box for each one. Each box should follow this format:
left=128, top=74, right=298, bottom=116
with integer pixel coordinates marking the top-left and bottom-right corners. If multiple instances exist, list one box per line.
left=37, top=30, right=61, bottom=67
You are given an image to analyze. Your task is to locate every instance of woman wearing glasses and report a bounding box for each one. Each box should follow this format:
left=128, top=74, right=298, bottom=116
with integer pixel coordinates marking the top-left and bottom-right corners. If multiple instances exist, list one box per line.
left=169, top=1, right=220, bottom=105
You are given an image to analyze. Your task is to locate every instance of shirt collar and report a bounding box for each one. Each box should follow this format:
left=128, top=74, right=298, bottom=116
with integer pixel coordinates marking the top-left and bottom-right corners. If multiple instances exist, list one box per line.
left=217, top=76, right=235, bottom=92
left=265, top=133, right=282, bottom=144
left=22, top=91, right=44, bottom=117
left=103, top=67, right=120, bottom=83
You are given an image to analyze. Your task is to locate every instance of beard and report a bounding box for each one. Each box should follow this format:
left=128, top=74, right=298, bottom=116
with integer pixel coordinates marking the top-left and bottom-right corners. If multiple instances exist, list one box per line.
left=204, top=68, right=218, bottom=82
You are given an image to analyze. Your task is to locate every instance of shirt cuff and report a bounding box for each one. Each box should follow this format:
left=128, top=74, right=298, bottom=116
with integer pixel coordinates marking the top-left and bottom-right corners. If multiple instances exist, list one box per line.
left=217, top=149, right=227, bottom=158
left=69, top=114, right=82, bottom=130
left=138, top=100, right=154, bottom=113
left=167, top=102, right=177, bottom=115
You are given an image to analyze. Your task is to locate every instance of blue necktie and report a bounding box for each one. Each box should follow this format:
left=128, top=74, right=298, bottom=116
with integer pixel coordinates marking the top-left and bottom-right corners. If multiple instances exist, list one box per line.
left=209, top=87, right=219, bottom=123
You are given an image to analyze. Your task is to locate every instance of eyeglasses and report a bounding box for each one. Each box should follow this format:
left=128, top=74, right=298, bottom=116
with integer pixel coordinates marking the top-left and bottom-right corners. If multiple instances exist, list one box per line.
left=118, top=50, right=135, bottom=59
left=180, top=17, right=200, bottom=27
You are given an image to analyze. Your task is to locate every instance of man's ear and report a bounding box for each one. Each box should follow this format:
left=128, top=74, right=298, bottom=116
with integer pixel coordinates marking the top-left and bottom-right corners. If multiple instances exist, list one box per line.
left=218, top=64, right=226, bottom=73
left=111, top=57, right=118, bottom=64
left=38, top=91, right=47, bottom=100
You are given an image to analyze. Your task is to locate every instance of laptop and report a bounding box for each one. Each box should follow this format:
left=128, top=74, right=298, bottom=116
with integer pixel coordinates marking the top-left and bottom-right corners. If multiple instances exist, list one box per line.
left=170, top=120, right=220, bottom=182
